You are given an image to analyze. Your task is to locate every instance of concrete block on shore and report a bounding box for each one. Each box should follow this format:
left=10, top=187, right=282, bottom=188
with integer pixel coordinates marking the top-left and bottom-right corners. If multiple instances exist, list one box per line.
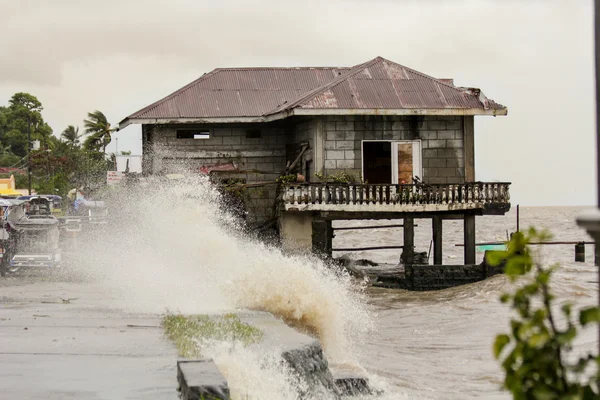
left=175, top=311, right=375, bottom=399
left=177, top=360, right=230, bottom=400
left=333, top=374, right=373, bottom=397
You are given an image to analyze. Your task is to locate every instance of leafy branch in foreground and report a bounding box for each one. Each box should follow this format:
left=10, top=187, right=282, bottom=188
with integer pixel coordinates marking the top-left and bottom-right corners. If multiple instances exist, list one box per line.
left=488, top=228, right=600, bottom=399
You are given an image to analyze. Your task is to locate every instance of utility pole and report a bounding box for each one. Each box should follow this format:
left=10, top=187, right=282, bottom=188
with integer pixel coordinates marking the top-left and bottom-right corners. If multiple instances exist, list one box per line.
left=27, top=120, right=32, bottom=195
left=576, top=0, right=600, bottom=352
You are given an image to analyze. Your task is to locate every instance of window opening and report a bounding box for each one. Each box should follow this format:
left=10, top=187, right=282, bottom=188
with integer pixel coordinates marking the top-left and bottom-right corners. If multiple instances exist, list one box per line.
left=177, top=130, right=210, bottom=139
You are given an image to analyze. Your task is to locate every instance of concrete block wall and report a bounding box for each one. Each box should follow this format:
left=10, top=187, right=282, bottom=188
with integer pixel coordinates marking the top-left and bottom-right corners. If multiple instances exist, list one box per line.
left=150, top=123, right=287, bottom=175
left=245, top=184, right=279, bottom=223
left=144, top=123, right=287, bottom=223
left=320, top=115, right=467, bottom=184
left=286, top=117, right=316, bottom=179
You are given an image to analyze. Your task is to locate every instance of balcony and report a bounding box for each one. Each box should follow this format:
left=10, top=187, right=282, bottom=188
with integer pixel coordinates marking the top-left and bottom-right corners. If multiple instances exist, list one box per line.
left=281, top=182, right=511, bottom=215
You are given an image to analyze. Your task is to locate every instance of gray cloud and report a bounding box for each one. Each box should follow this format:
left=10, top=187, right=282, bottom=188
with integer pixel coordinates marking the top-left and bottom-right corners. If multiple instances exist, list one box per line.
left=0, top=0, right=594, bottom=205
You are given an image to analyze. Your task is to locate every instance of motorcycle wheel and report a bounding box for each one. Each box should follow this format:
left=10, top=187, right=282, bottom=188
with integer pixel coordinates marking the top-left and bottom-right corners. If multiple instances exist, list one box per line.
left=7, top=264, right=20, bottom=274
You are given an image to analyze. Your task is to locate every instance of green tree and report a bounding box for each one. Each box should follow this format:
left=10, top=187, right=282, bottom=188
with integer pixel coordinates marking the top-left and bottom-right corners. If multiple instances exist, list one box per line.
left=9, top=92, right=43, bottom=113
left=490, top=229, right=600, bottom=399
left=61, top=125, right=81, bottom=148
left=0, top=94, right=115, bottom=197
left=47, top=135, right=70, bottom=157
left=83, top=110, right=116, bottom=154
left=0, top=142, right=13, bottom=156
left=0, top=106, right=8, bottom=138
left=0, top=92, right=52, bottom=158
left=0, top=140, right=20, bottom=168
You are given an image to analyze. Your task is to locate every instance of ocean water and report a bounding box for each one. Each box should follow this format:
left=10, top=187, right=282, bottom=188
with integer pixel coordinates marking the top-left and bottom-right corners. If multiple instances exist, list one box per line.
left=333, top=206, right=599, bottom=399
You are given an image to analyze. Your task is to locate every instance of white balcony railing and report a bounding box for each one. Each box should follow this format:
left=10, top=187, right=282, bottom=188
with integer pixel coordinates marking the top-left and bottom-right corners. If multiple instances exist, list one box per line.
left=281, top=182, right=510, bottom=213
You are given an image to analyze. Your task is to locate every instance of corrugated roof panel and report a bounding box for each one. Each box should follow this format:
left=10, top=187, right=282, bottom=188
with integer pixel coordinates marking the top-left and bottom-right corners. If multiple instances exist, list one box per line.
left=347, top=80, right=379, bottom=108
left=364, top=62, right=389, bottom=80
left=130, top=68, right=350, bottom=118
left=124, top=57, right=506, bottom=121
left=292, top=58, right=505, bottom=111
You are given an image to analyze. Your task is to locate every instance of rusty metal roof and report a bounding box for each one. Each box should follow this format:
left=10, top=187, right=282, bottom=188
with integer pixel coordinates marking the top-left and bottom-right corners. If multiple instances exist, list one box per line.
left=121, top=57, right=505, bottom=126
left=273, top=57, right=504, bottom=113
left=127, top=67, right=348, bottom=120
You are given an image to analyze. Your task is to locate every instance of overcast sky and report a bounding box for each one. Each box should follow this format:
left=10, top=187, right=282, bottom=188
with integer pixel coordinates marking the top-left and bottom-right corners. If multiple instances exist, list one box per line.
left=0, top=0, right=594, bottom=206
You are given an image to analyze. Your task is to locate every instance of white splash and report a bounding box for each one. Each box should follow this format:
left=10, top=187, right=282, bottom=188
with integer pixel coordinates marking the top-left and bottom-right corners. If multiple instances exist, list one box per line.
left=68, top=175, right=373, bottom=372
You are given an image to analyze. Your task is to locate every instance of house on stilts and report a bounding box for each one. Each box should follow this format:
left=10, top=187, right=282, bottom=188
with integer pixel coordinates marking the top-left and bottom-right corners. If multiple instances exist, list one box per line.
left=119, top=56, right=510, bottom=273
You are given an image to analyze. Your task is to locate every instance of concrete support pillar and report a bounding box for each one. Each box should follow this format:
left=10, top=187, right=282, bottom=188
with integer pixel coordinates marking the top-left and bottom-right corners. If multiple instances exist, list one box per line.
left=463, top=116, right=475, bottom=182
left=432, top=216, right=443, bottom=265
left=313, top=117, right=326, bottom=179
left=312, top=219, right=333, bottom=258
left=403, top=217, right=415, bottom=265
left=464, top=214, right=476, bottom=265
left=279, top=212, right=314, bottom=253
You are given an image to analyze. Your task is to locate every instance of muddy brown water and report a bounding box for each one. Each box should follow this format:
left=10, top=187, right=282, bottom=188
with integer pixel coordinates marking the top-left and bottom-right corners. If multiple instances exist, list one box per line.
left=0, top=205, right=598, bottom=399
left=333, top=206, right=599, bottom=399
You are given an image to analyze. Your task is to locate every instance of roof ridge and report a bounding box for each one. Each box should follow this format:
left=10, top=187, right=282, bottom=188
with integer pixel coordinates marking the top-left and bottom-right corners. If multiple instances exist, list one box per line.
left=264, top=57, right=383, bottom=115
left=215, top=66, right=348, bottom=70
left=126, top=69, right=221, bottom=119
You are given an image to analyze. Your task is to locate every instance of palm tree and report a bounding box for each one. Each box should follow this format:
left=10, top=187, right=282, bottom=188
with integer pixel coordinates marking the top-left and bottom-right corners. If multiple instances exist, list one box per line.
left=48, top=135, right=70, bottom=156
left=61, top=125, right=81, bottom=148
left=83, top=110, right=116, bottom=154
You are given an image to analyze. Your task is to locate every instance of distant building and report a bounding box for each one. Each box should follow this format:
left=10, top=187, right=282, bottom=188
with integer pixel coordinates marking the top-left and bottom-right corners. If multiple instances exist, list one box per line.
left=0, top=175, right=24, bottom=197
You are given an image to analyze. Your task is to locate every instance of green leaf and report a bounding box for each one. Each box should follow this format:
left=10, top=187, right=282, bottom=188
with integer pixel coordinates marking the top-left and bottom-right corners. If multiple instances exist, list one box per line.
left=579, top=307, right=600, bottom=327
left=494, top=334, right=511, bottom=358
left=486, top=250, right=508, bottom=267
left=524, top=283, right=540, bottom=295
left=532, top=309, right=547, bottom=324
left=527, top=332, right=549, bottom=348
left=505, top=258, right=526, bottom=277
left=536, top=269, right=551, bottom=285
left=557, top=326, right=577, bottom=345
left=531, top=386, right=558, bottom=400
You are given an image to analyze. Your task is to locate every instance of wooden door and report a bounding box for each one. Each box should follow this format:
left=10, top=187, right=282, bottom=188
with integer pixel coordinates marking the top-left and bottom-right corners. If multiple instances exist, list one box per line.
left=392, top=141, right=422, bottom=184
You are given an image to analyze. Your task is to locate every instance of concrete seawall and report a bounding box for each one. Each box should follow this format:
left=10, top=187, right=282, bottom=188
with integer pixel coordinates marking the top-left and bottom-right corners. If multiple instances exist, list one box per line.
left=177, top=311, right=372, bottom=400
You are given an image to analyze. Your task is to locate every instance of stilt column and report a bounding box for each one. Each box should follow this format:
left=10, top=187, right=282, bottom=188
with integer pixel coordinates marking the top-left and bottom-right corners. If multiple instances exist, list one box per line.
left=279, top=211, right=314, bottom=253
left=464, top=214, right=476, bottom=264
left=312, top=219, right=333, bottom=258
left=403, top=217, right=415, bottom=265
left=433, top=216, right=443, bottom=265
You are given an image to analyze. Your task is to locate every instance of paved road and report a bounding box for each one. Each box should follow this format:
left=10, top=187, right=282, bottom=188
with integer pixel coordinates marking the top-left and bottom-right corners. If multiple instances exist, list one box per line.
left=0, top=271, right=178, bottom=399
